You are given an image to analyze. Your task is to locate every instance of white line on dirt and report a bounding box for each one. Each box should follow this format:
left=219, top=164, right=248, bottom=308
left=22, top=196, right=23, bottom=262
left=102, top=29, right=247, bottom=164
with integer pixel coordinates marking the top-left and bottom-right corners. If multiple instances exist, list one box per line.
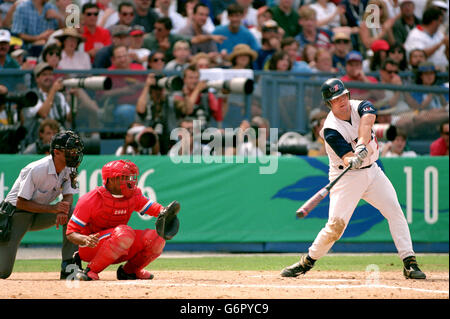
left=107, top=281, right=449, bottom=295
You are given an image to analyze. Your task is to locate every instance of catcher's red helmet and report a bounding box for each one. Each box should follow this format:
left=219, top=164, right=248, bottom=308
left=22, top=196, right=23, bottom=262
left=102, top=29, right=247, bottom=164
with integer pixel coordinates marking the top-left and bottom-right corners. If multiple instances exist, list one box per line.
left=101, top=160, right=139, bottom=198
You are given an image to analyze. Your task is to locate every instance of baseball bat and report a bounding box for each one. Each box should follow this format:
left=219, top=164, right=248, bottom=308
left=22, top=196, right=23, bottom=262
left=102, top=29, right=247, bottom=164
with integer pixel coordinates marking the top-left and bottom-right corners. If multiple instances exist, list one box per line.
left=296, top=164, right=352, bottom=218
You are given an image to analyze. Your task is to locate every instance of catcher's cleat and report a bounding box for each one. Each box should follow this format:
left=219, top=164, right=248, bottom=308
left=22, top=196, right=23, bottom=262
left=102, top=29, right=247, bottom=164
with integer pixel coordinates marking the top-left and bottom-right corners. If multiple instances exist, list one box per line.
left=60, top=251, right=83, bottom=280
left=75, top=267, right=99, bottom=281
left=281, top=255, right=315, bottom=277
left=403, top=256, right=426, bottom=280
left=117, top=265, right=154, bottom=280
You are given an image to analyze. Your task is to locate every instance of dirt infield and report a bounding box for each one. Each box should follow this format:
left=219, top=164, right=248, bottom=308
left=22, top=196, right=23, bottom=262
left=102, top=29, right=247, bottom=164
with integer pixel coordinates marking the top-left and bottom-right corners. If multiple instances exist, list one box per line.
left=1, top=270, right=448, bottom=299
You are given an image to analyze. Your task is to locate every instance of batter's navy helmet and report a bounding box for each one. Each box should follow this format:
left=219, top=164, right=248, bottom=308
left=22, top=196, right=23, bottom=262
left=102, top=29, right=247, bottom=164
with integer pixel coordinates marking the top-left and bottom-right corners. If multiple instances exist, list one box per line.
left=320, top=78, right=349, bottom=107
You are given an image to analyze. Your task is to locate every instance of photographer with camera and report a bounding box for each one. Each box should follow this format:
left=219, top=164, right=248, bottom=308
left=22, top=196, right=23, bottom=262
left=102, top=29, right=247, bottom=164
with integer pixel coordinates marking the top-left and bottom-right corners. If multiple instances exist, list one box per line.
left=172, top=64, right=211, bottom=130
left=115, top=122, right=160, bottom=155
left=21, top=62, right=71, bottom=147
left=0, top=84, right=39, bottom=153
left=136, top=73, right=179, bottom=155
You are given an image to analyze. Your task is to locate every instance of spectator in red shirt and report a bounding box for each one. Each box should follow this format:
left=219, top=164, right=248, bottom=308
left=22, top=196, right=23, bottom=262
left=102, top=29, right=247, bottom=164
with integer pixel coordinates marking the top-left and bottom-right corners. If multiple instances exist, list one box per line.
left=99, top=45, right=145, bottom=129
left=340, top=50, right=384, bottom=103
left=81, top=3, right=112, bottom=61
left=430, top=121, right=449, bottom=156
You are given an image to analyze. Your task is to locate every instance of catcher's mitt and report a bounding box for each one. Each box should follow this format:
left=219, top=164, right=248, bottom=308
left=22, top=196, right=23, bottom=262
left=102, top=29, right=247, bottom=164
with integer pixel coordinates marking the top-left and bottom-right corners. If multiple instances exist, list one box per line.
left=155, top=201, right=180, bottom=240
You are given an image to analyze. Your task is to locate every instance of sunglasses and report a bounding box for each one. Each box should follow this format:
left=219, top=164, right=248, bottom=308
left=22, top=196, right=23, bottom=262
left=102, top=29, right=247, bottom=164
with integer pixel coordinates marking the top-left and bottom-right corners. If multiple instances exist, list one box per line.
left=383, top=69, right=398, bottom=74
left=151, top=58, right=164, bottom=62
left=85, top=11, right=99, bottom=16
left=335, top=40, right=350, bottom=44
left=47, top=51, right=60, bottom=57
left=120, top=12, right=134, bottom=16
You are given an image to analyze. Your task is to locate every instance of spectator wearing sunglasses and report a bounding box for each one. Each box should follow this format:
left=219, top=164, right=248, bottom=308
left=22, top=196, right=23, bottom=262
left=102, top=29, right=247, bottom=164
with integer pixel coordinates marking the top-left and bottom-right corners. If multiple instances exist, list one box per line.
left=331, top=32, right=352, bottom=72
left=109, top=1, right=136, bottom=32
left=143, top=17, right=186, bottom=62
left=81, top=3, right=112, bottom=61
left=375, top=58, right=416, bottom=114
left=147, top=50, right=166, bottom=71
left=387, top=42, right=408, bottom=71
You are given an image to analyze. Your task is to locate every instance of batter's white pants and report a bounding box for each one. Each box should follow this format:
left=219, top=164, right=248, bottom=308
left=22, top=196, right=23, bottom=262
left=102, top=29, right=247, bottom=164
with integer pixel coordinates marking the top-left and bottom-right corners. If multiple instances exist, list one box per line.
left=308, top=162, right=415, bottom=261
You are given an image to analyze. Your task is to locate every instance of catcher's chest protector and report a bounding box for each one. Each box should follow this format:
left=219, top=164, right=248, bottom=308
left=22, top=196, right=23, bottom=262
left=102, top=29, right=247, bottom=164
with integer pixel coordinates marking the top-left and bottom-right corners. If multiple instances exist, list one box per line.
left=95, top=187, right=139, bottom=229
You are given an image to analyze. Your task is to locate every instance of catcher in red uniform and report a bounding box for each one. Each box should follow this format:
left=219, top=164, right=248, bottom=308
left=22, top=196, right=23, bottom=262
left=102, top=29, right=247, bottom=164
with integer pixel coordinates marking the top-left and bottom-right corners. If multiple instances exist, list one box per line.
left=66, top=159, right=180, bottom=281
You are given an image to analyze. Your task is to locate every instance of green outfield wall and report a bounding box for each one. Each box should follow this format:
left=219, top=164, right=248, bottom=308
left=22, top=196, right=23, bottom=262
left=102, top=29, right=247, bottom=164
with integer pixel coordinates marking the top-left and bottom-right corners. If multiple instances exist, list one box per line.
left=0, top=155, right=448, bottom=249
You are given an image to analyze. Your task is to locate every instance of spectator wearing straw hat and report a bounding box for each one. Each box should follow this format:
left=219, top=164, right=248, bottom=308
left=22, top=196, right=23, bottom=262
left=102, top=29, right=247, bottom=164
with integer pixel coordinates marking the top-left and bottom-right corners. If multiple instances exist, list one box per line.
left=56, top=28, right=91, bottom=70
left=228, top=43, right=257, bottom=69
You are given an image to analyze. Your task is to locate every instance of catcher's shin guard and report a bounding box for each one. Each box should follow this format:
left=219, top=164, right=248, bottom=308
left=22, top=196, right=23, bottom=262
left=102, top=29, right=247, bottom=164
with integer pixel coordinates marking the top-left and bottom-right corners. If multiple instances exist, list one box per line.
left=122, top=229, right=165, bottom=278
left=281, top=255, right=315, bottom=277
left=88, top=225, right=136, bottom=275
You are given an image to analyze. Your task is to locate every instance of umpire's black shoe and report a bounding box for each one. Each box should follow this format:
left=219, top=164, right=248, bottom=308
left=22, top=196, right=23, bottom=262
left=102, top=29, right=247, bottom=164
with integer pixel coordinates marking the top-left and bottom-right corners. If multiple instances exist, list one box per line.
left=403, top=256, right=426, bottom=280
left=60, top=251, right=83, bottom=280
left=117, top=265, right=154, bottom=280
left=281, top=255, right=315, bottom=277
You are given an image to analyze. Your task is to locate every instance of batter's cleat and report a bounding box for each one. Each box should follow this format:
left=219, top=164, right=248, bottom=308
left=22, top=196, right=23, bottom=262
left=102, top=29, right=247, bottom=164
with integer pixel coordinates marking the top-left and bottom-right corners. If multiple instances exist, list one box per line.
left=60, top=251, right=83, bottom=280
left=403, top=256, right=426, bottom=280
left=117, top=265, right=154, bottom=280
left=281, top=255, right=315, bottom=277
left=75, top=267, right=99, bottom=281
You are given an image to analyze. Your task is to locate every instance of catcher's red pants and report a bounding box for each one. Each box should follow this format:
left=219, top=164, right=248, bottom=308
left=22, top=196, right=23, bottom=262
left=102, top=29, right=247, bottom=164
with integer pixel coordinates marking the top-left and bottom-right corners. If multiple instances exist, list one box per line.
left=78, top=225, right=165, bottom=275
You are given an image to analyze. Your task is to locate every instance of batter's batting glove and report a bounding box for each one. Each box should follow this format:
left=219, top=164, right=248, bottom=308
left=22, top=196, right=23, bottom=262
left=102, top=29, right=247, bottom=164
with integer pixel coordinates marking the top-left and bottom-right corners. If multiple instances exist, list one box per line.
left=355, top=144, right=368, bottom=160
left=348, top=156, right=363, bottom=169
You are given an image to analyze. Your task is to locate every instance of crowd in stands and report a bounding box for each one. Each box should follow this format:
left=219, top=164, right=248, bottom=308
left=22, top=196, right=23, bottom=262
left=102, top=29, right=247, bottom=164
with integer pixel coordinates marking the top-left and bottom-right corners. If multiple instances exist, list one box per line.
left=0, top=0, right=449, bottom=157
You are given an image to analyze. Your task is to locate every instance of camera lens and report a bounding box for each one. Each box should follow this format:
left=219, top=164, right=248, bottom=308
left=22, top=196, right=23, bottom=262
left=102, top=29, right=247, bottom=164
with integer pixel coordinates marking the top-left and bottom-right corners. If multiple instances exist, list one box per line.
left=138, top=131, right=157, bottom=148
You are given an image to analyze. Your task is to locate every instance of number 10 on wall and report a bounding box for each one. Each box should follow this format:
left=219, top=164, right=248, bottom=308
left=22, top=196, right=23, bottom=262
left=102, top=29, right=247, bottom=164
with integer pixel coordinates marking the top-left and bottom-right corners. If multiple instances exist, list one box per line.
left=403, top=166, right=439, bottom=225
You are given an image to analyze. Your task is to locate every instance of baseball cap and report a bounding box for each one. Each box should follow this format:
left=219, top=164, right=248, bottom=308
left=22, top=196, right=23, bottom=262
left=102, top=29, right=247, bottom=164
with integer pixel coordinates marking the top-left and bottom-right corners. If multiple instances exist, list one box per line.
left=345, top=50, right=363, bottom=63
left=33, top=62, right=53, bottom=77
left=333, top=32, right=350, bottom=42
left=432, top=0, right=448, bottom=10
left=111, top=24, right=131, bottom=37
left=130, top=25, right=145, bottom=36
left=417, top=61, right=436, bottom=72
left=262, top=20, right=278, bottom=32
left=0, top=29, right=11, bottom=43
left=371, top=39, right=390, bottom=52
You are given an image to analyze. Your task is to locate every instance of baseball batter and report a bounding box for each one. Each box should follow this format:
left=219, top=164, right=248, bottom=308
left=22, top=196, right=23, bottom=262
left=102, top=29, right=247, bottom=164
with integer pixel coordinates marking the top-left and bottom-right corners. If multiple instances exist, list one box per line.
left=281, top=78, right=426, bottom=280
left=66, top=159, right=179, bottom=281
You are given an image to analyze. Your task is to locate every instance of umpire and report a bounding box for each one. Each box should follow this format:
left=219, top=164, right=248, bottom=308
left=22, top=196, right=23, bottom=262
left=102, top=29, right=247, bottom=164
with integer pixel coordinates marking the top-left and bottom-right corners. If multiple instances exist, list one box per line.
left=0, top=131, right=84, bottom=279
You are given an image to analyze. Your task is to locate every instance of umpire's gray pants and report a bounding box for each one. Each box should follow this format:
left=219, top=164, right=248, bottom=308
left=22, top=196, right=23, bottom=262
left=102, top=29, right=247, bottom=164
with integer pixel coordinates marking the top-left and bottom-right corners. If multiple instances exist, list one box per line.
left=0, top=209, right=77, bottom=279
